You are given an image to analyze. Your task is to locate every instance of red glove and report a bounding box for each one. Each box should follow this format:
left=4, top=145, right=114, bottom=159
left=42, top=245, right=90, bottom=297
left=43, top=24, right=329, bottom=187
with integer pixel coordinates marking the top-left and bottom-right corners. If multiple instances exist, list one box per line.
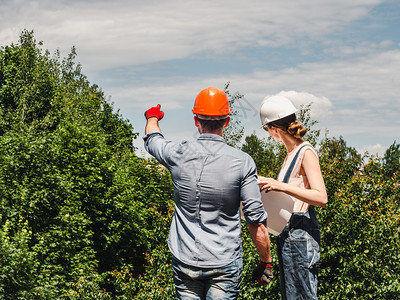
left=252, top=261, right=273, bottom=285
left=144, top=104, right=164, bottom=120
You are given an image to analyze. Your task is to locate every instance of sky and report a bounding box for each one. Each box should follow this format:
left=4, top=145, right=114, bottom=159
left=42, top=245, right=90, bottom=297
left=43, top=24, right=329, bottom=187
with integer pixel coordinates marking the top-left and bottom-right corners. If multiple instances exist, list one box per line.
left=1, top=0, right=399, bottom=157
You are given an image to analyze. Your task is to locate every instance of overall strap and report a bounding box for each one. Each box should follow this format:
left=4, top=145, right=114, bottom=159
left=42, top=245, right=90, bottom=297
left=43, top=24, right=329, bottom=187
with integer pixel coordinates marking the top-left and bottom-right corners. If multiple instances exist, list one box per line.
left=280, top=144, right=312, bottom=183
left=279, top=144, right=319, bottom=230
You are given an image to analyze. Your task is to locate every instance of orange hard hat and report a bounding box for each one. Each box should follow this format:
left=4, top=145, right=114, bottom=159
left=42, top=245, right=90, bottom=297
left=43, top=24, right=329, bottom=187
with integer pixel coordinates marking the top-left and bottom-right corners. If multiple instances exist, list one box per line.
left=192, top=87, right=232, bottom=116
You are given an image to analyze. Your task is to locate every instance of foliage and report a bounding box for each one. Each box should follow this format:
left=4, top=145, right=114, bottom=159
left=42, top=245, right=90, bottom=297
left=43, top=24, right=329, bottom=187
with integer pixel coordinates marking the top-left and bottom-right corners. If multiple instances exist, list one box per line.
left=241, top=133, right=283, bottom=177
left=67, top=272, right=112, bottom=300
left=223, top=82, right=245, bottom=148
left=318, top=154, right=400, bottom=299
left=297, top=103, right=321, bottom=147
left=0, top=30, right=173, bottom=298
left=318, top=136, right=362, bottom=196
left=382, top=141, right=400, bottom=179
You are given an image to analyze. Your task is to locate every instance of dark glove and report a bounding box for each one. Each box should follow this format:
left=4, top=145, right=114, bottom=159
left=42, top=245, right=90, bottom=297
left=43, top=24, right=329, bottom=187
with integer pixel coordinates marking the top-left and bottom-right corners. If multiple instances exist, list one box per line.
left=252, top=261, right=273, bottom=285
left=144, top=104, right=164, bottom=120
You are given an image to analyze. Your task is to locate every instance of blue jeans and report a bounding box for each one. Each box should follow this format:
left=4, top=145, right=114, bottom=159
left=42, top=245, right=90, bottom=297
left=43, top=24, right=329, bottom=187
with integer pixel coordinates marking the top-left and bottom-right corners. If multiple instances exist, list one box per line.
left=172, top=256, right=243, bottom=300
left=277, top=207, right=321, bottom=300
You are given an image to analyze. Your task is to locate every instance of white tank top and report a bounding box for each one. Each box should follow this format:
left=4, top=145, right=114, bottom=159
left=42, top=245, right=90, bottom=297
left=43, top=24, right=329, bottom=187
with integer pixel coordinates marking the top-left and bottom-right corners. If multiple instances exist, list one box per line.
left=277, top=141, right=318, bottom=213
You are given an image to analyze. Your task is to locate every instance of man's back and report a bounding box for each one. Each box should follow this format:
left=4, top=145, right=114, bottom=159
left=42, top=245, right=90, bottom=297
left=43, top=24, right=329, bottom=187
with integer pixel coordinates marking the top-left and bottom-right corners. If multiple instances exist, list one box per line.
left=144, top=131, right=267, bottom=268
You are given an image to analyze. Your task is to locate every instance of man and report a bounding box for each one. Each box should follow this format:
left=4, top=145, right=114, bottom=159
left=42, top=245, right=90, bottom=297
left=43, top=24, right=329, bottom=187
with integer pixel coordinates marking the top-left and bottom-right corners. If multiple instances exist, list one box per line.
left=143, top=87, right=273, bottom=299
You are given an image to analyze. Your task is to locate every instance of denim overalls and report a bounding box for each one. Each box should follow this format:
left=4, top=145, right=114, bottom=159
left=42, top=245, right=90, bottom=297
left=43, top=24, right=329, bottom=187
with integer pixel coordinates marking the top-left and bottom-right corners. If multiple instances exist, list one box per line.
left=277, top=144, right=321, bottom=300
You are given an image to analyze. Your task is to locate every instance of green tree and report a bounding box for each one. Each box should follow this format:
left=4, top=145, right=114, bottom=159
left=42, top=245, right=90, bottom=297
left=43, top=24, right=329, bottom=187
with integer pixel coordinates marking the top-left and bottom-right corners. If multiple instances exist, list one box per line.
left=223, top=82, right=245, bottom=148
left=382, top=141, right=400, bottom=178
left=318, top=154, right=400, bottom=299
left=318, top=136, right=362, bottom=196
left=0, top=30, right=174, bottom=298
left=297, top=103, right=321, bottom=147
left=241, top=133, right=284, bottom=177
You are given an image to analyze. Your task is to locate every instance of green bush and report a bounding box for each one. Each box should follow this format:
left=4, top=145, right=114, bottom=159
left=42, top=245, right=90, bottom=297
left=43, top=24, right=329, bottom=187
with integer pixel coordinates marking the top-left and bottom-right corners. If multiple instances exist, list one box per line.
left=318, top=154, right=400, bottom=299
left=0, top=31, right=174, bottom=298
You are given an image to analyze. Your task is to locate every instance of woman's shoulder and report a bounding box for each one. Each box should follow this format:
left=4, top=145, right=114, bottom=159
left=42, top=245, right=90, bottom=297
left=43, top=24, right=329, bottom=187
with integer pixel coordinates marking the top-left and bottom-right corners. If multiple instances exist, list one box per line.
left=299, top=141, right=317, bottom=156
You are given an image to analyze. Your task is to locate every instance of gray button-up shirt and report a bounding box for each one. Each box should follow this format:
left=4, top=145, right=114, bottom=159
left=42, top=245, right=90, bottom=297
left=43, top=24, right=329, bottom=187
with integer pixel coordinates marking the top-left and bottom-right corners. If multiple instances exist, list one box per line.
left=144, top=131, right=267, bottom=268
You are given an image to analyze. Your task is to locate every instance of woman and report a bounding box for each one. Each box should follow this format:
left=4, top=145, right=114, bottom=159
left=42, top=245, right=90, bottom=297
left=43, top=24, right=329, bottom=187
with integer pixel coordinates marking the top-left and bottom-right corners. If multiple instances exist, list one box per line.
left=257, top=95, right=327, bottom=300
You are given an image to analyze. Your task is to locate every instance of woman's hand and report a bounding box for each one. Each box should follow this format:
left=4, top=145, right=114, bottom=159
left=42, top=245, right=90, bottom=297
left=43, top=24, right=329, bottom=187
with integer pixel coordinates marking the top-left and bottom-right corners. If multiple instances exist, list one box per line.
left=257, top=150, right=328, bottom=208
left=257, top=176, right=284, bottom=192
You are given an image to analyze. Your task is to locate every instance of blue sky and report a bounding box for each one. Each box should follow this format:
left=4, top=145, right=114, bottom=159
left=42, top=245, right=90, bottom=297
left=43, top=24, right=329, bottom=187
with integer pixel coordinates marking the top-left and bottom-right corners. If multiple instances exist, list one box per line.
left=1, top=0, right=399, bottom=157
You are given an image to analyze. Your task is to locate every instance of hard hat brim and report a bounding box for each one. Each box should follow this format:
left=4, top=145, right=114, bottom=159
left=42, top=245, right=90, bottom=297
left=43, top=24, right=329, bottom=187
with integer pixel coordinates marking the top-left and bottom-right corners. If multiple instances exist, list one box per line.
left=196, top=114, right=230, bottom=120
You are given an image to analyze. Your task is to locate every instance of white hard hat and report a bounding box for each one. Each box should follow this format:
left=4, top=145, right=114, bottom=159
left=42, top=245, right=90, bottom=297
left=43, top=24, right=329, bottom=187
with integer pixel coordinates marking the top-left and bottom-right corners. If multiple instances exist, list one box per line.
left=260, top=95, right=298, bottom=126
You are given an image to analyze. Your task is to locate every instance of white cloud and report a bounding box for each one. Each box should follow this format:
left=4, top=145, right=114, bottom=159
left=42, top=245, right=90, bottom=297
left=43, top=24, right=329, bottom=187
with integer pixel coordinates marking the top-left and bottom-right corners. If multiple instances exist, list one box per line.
left=323, top=40, right=395, bottom=57
left=0, top=0, right=385, bottom=70
left=220, top=48, right=400, bottom=120
left=274, top=91, right=333, bottom=120
left=358, top=143, right=387, bottom=157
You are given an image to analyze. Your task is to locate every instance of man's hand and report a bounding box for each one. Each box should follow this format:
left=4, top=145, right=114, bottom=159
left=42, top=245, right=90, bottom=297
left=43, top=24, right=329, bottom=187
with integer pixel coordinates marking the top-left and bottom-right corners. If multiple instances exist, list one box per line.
left=144, top=104, right=164, bottom=120
left=252, top=261, right=273, bottom=285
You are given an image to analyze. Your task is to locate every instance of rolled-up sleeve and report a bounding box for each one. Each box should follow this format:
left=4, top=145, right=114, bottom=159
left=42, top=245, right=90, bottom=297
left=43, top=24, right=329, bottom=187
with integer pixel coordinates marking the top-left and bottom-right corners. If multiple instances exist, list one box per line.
left=240, top=156, right=268, bottom=224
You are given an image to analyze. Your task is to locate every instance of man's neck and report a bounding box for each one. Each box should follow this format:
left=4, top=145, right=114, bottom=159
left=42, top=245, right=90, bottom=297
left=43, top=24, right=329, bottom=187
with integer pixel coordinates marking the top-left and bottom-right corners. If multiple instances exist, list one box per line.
left=200, top=129, right=223, bottom=136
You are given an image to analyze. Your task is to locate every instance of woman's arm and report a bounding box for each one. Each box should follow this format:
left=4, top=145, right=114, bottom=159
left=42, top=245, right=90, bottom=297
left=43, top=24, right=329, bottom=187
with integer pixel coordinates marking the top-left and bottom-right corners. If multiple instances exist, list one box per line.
left=258, top=149, right=328, bottom=207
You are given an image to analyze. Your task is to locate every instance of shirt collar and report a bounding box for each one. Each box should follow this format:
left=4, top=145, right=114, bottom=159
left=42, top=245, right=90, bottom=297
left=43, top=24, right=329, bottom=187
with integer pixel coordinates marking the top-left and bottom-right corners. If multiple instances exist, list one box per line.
left=197, top=133, right=226, bottom=143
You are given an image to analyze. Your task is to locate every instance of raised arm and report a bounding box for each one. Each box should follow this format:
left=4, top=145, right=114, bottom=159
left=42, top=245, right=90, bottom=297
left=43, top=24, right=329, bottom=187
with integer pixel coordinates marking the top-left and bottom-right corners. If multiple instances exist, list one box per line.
left=145, top=117, right=161, bottom=134
left=144, top=104, right=164, bottom=134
